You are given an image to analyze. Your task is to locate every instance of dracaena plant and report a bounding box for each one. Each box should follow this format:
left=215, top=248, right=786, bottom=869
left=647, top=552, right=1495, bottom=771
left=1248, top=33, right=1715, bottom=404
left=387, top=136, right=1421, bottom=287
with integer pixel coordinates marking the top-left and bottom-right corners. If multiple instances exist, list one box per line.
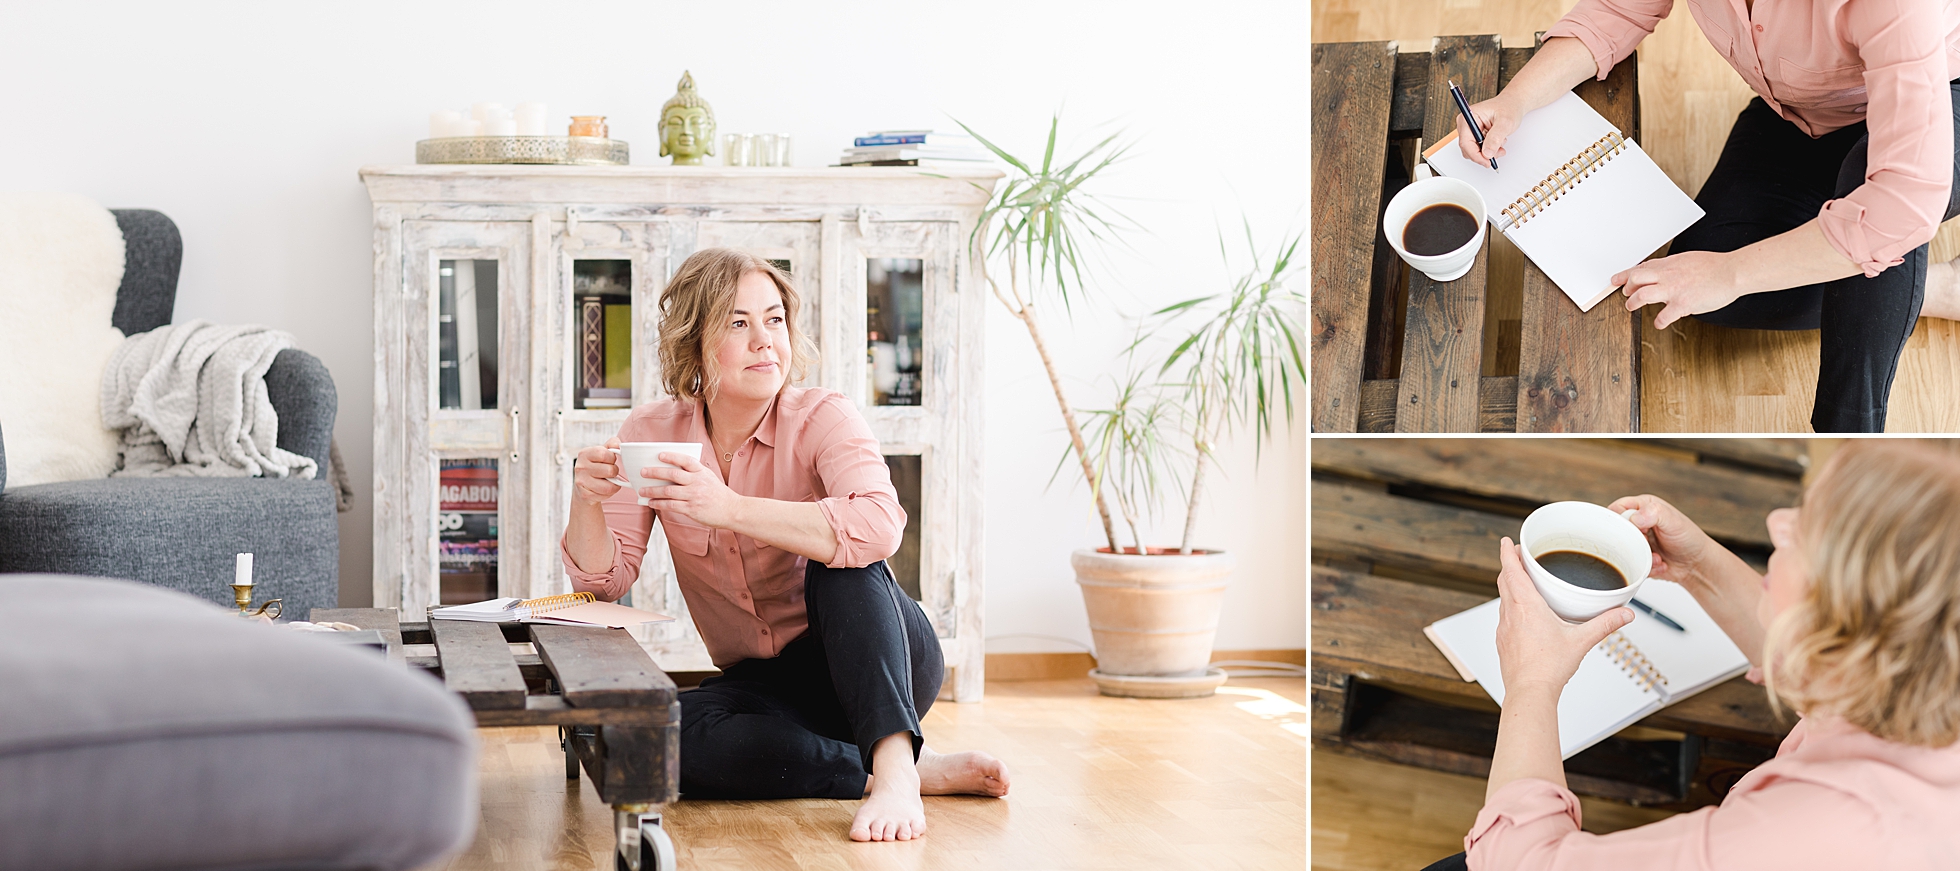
left=953, top=114, right=1137, bottom=553
left=1067, top=223, right=1306, bottom=555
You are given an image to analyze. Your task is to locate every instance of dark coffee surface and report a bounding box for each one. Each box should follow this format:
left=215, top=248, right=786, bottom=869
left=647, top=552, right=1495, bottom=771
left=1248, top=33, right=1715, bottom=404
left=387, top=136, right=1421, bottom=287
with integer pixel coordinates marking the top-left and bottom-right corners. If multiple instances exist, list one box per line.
left=1403, top=203, right=1479, bottom=256
left=1538, top=550, right=1627, bottom=590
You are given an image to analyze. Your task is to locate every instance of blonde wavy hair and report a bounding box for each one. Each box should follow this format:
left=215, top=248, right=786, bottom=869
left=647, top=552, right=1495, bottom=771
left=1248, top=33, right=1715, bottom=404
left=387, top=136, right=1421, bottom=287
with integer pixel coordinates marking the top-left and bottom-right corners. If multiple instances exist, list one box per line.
left=1763, top=439, right=1960, bottom=746
left=655, top=248, right=817, bottom=402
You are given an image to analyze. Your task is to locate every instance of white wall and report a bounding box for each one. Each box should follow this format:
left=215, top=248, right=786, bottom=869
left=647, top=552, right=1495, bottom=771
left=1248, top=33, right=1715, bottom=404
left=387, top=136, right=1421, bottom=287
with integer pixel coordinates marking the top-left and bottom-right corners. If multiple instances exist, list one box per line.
left=0, top=0, right=1305, bottom=654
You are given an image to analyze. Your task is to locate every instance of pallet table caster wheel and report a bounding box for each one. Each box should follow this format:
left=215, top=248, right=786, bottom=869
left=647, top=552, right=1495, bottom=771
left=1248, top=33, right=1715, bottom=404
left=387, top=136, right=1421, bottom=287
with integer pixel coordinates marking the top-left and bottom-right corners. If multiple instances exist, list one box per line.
left=615, top=804, right=676, bottom=871
left=561, top=726, right=578, bottom=780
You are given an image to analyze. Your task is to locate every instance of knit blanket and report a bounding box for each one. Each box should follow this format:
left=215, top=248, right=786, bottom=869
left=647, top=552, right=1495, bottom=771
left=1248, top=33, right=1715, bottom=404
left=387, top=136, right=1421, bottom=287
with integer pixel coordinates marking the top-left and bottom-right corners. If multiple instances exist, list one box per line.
left=100, top=320, right=318, bottom=479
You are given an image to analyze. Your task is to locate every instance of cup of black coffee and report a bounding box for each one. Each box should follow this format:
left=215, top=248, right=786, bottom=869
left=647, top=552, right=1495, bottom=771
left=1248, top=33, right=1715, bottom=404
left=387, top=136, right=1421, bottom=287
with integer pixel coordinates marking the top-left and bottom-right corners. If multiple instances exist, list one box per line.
left=1517, top=501, right=1651, bottom=622
left=1382, top=163, right=1488, bottom=281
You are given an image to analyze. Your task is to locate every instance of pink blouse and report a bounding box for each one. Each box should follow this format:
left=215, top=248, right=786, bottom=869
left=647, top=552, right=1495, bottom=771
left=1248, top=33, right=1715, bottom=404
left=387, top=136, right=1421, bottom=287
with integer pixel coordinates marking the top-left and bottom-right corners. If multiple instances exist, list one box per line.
left=1466, top=714, right=1960, bottom=869
left=558, top=387, right=905, bottom=668
left=1545, top=0, right=1960, bottom=276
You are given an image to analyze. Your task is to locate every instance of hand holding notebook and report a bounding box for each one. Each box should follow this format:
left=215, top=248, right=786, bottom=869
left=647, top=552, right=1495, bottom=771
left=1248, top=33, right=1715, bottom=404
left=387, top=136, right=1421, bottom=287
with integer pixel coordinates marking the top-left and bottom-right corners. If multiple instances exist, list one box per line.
left=1424, top=92, right=1704, bottom=312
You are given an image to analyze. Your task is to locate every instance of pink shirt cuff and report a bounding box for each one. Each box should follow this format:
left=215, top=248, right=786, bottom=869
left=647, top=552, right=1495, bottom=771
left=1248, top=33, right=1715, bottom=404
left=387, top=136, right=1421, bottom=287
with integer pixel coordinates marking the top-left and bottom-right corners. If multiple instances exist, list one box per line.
left=1543, top=19, right=1621, bottom=82
left=1465, top=778, right=1583, bottom=867
left=559, top=534, right=632, bottom=602
left=815, top=492, right=903, bottom=568
left=1818, top=197, right=1931, bottom=278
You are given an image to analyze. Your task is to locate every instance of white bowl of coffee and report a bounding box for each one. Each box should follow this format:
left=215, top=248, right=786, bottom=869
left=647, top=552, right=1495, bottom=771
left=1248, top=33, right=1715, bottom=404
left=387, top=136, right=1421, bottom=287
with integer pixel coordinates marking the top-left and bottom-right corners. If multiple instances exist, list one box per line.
left=1383, top=163, right=1488, bottom=282
left=1518, top=501, right=1651, bottom=622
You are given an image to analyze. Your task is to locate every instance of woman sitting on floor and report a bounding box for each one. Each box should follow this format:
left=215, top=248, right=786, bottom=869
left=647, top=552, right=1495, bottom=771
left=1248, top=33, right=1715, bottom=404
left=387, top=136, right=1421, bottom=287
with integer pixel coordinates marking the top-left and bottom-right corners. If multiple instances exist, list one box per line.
left=1425, top=439, right=1960, bottom=870
left=561, top=248, right=1008, bottom=842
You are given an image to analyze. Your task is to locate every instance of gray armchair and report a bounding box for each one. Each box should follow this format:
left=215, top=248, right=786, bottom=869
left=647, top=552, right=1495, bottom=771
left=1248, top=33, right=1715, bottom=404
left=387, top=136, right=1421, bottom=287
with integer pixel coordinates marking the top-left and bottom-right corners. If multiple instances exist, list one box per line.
left=0, top=210, right=341, bottom=617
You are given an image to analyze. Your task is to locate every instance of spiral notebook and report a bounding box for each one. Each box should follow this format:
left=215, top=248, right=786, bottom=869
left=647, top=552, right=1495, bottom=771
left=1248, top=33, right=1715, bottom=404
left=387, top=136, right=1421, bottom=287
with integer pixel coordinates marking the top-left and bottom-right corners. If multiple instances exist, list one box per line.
left=430, top=592, right=674, bottom=628
left=1423, top=92, right=1704, bottom=312
left=1421, top=579, right=1750, bottom=759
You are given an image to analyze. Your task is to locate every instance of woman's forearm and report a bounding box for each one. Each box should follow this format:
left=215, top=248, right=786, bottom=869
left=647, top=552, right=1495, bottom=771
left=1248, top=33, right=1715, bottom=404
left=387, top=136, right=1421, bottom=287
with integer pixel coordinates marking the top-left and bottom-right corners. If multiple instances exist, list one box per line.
left=725, top=497, right=839, bottom=565
left=1499, top=37, right=1600, bottom=113
left=564, top=499, right=618, bottom=575
left=1726, top=219, right=1863, bottom=295
left=1674, top=543, right=1770, bottom=667
left=1486, top=681, right=1568, bottom=801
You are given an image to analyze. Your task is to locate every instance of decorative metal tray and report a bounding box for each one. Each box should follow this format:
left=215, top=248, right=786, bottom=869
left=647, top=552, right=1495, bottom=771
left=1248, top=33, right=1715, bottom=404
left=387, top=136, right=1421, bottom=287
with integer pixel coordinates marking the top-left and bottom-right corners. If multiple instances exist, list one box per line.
left=415, top=136, right=629, bottom=166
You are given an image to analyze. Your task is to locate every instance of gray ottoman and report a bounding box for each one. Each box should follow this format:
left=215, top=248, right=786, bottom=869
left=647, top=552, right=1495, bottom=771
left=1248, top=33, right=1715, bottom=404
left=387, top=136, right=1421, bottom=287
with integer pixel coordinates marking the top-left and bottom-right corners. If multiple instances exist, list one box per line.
left=0, top=575, right=479, bottom=871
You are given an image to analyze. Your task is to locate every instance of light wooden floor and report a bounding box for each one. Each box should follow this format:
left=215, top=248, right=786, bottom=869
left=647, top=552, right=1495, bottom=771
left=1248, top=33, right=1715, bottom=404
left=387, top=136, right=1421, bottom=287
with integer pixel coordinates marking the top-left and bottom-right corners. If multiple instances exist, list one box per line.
left=421, top=676, right=1306, bottom=871
left=1313, top=0, right=1960, bottom=432
left=1311, top=748, right=1676, bottom=871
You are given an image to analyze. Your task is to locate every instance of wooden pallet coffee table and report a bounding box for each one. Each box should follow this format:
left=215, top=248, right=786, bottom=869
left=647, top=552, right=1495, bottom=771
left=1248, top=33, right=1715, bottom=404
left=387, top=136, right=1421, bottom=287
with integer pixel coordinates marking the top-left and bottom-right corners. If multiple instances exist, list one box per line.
left=1311, top=35, right=1646, bottom=432
left=313, top=607, right=680, bottom=871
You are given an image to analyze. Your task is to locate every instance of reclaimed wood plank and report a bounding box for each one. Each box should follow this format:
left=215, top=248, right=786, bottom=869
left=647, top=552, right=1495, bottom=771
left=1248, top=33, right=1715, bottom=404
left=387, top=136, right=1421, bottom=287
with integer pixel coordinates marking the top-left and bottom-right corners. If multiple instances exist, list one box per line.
left=1388, top=50, right=1429, bottom=137
left=1312, top=481, right=1512, bottom=584
left=1311, top=438, right=1798, bottom=548
left=428, top=618, right=527, bottom=710
left=571, top=724, right=682, bottom=805
left=1358, top=376, right=1517, bottom=432
left=1649, top=438, right=1810, bottom=478
left=1311, top=40, right=1397, bottom=432
left=529, top=624, right=676, bottom=708
left=1364, top=138, right=1416, bottom=382
left=469, top=697, right=678, bottom=728
left=311, top=607, right=405, bottom=662
left=1514, top=53, right=1643, bottom=432
left=1395, top=35, right=1500, bottom=432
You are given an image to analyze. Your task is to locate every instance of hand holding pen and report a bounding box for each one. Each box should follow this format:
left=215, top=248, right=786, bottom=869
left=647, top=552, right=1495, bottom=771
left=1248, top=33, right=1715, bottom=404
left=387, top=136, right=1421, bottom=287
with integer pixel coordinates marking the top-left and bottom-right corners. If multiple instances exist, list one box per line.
left=1451, top=88, right=1523, bottom=170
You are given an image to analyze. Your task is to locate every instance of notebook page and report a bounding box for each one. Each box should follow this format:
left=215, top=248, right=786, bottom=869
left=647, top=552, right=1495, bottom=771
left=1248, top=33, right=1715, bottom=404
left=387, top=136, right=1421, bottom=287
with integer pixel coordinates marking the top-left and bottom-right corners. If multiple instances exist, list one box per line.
left=1426, top=599, right=1664, bottom=759
left=1620, top=579, right=1752, bottom=702
left=525, top=600, right=675, bottom=628
left=1423, top=92, right=1619, bottom=222
left=1504, top=138, right=1705, bottom=310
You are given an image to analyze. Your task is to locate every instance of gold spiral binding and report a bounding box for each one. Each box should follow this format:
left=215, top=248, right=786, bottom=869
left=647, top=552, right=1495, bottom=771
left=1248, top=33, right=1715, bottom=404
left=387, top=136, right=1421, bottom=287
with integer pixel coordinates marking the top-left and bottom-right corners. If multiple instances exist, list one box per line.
left=519, top=591, right=597, bottom=615
left=1598, top=631, right=1669, bottom=695
left=1499, top=131, right=1629, bottom=230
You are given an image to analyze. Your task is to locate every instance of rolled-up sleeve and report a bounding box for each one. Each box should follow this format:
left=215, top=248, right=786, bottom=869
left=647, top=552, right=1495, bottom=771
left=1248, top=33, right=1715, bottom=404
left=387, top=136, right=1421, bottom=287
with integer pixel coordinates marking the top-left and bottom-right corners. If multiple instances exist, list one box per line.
left=1817, top=0, right=1954, bottom=276
left=1543, top=0, right=1675, bottom=81
left=805, top=396, right=905, bottom=568
left=558, top=487, right=653, bottom=602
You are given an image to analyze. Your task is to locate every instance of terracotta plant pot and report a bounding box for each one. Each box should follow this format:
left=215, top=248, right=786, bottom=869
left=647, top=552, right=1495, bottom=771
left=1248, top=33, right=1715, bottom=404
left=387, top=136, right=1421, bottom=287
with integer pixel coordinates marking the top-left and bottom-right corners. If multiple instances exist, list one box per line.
left=1072, top=547, right=1235, bottom=698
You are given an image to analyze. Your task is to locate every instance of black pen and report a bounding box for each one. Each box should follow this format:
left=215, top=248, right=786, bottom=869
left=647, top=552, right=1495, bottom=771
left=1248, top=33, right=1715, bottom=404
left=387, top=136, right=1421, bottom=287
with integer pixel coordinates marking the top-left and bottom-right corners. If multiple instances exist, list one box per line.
left=1629, top=597, right=1685, bottom=632
left=1448, top=79, right=1498, bottom=170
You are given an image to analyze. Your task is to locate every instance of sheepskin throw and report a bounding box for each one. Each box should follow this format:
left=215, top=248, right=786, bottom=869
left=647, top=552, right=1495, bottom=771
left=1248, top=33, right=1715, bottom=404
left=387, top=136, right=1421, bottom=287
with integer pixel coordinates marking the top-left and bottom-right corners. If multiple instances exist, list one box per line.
left=101, top=320, right=318, bottom=479
left=0, top=193, right=127, bottom=489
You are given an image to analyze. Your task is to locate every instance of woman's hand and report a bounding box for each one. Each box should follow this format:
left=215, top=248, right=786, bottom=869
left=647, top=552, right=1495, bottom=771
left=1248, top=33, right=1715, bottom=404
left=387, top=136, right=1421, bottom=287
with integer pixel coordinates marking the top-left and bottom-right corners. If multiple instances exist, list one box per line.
left=1495, top=537, right=1634, bottom=693
left=1614, top=251, right=1746, bottom=329
left=644, top=451, right=744, bottom=528
left=572, top=437, right=624, bottom=507
left=1605, top=494, right=1717, bottom=587
left=1455, top=95, right=1524, bottom=165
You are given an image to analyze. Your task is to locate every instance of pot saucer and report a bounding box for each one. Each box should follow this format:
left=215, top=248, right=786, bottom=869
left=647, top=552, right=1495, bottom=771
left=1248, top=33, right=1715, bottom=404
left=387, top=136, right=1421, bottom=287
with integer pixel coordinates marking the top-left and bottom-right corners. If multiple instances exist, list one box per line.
left=1088, top=667, right=1229, bottom=699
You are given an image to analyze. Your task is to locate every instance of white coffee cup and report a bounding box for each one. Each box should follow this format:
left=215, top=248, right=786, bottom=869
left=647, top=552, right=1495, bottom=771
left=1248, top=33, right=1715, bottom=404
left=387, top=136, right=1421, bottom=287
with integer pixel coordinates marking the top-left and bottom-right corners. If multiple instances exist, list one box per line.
left=607, top=442, right=703, bottom=506
left=1383, top=164, right=1489, bottom=282
left=1517, top=501, right=1651, bottom=622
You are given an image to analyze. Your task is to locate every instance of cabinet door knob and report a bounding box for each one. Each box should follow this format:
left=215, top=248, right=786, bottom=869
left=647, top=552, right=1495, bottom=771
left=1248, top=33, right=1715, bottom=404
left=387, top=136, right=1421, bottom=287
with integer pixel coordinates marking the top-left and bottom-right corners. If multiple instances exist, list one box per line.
left=565, top=208, right=583, bottom=250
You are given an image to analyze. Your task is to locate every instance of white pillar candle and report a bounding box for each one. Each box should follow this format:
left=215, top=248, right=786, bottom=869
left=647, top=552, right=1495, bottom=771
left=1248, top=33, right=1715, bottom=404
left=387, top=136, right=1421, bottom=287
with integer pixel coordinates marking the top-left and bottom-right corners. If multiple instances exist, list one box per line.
left=483, top=114, right=517, bottom=136
left=467, top=119, right=484, bottom=137
left=470, top=102, right=502, bottom=123
left=514, top=102, right=548, bottom=136
left=235, top=552, right=254, bottom=587
left=430, top=110, right=463, bottom=139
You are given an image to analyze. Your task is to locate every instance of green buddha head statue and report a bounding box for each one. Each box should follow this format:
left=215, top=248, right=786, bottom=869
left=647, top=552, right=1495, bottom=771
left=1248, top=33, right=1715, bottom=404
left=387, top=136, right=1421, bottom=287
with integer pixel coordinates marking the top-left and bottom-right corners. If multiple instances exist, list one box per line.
left=660, top=71, right=715, bottom=166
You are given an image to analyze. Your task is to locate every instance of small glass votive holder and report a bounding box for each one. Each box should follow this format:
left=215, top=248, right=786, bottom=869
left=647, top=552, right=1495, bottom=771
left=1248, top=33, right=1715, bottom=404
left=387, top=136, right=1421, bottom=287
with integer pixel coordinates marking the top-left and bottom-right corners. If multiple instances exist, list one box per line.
left=770, top=134, right=792, bottom=167
left=723, top=133, right=751, bottom=167
left=752, top=133, right=779, bottom=167
left=569, top=115, right=608, bottom=138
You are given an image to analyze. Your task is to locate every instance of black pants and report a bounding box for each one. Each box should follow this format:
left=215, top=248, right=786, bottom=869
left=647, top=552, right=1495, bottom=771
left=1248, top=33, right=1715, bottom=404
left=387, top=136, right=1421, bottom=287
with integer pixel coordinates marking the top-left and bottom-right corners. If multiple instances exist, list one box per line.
left=677, top=560, right=943, bottom=800
left=1419, top=853, right=1468, bottom=871
left=1669, top=82, right=1960, bottom=432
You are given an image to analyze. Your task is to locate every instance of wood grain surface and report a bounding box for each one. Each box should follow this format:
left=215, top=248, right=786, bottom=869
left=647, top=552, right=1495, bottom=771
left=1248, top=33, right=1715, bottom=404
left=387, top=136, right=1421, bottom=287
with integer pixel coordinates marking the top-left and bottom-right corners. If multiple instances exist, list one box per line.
left=530, top=624, right=675, bottom=709
left=429, top=617, right=529, bottom=711
left=1395, top=35, right=1501, bottom=432
left=1312, top=40, right=1398, bottom=431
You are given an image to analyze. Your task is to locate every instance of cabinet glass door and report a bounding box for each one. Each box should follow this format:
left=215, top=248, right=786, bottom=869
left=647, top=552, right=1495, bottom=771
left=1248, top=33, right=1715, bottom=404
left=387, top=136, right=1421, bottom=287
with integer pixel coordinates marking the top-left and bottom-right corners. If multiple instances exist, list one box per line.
left=381, top=221, right=533, bottom=619
left=841, top=221, right=960, bottom=636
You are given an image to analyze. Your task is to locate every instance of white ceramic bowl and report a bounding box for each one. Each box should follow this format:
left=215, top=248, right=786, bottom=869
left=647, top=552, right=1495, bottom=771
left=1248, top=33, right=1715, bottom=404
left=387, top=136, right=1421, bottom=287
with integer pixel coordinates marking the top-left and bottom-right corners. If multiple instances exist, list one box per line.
left=1518, top=501, right=1651, bottom=622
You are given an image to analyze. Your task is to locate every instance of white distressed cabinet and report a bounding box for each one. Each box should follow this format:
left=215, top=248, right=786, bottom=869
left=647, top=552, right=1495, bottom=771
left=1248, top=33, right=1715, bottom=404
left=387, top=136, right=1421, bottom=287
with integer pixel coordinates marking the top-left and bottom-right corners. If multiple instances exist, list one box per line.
left=361, top=165, right=1001, bottom=701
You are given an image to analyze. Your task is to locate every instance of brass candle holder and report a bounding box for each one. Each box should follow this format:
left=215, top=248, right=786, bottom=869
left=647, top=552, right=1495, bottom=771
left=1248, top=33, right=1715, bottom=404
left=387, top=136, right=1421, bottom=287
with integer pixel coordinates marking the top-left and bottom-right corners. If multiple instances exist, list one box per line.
left=230, top=584, right=282, bottom=619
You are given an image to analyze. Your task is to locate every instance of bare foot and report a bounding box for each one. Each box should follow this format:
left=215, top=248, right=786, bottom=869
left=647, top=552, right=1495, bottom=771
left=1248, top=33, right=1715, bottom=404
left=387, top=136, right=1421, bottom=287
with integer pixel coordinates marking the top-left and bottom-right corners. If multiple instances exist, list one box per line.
left=916, top=746, right=1011, bottom=797
left=1925, top=259, right=1960, bottom=321
left=851, top=735, right=927, bottom=842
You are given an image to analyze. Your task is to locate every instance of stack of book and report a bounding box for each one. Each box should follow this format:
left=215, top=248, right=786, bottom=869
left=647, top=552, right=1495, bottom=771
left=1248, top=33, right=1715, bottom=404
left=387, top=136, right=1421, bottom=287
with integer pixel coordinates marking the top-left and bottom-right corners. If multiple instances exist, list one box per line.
left=575, top=262, right=633, bottom=409
left=838, top=130, right=992, bottom=167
